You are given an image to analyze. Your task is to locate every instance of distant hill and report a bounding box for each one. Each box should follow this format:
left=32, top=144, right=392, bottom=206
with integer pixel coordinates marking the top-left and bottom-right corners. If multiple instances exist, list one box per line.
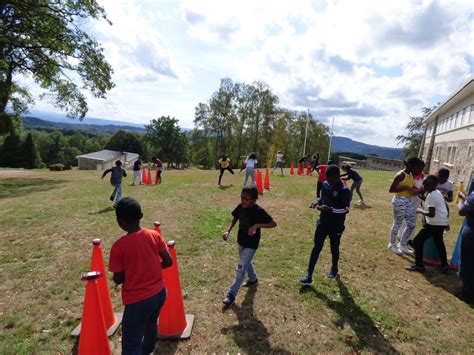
left=332, top=136, right=402, bottom=160
left=22, top=116, right=147, bottom=135
left=28, top=110, right=147, bottom=129
left=22, top=113, right=402, bottom=159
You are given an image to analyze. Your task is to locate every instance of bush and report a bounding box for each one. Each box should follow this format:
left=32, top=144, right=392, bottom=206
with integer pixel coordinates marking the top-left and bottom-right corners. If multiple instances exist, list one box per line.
left=49, top=163, right=64, bottom=171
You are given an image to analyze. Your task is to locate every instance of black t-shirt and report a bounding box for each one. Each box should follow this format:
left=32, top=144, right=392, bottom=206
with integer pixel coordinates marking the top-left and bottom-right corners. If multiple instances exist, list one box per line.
left=231, top=204, right=273, bottom=249
left=133, top=160, right=141, bottom=171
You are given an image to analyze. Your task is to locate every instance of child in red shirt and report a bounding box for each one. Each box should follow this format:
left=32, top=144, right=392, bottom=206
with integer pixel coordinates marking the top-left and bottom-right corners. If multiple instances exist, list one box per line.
left=109, top=197, right=172, bottom=354
left=315, top=160, right=333, bottom=198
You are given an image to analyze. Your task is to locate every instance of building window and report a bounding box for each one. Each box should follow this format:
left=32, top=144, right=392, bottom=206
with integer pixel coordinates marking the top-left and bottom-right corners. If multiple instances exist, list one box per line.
left=435, top=146, right=442, bottom=160
left=468, top=145, right=472, bottom=158
left=446, top=147, right=452, bottom=162
left=450, top=147, right=456, bottom=164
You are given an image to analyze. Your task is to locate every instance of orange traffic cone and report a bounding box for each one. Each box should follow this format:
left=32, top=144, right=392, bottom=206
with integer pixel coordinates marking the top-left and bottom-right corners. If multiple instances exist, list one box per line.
left=71, top=241, right=122, bottom=337
left=290, top=162, right=294, bottom=175
left=90, top=239, right=122, bottom=334
left=154, top=221, right=161, bottom=234
left=264, top=168, right=271, bottom=190
left=78, top=272, right=111, bottom=355
left=142, top=168, right=148, bottom=184
left=158, top=241, right=195, bottom=339
left=297, top=163, right=302, bottom=175
left=306, top=164, right=311, bottom=175
left=147, top=168, right=152, bottom=185
left=256, top=169, right=264, bottom=194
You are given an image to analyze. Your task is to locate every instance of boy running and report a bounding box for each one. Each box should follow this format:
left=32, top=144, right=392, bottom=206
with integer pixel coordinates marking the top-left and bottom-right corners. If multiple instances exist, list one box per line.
left=101, top=160, right=127, bottom=208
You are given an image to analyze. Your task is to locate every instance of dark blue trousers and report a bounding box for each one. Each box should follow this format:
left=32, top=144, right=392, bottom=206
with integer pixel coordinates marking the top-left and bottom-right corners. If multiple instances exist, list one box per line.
left=122, top=288, right=167, bottom=355
left=461, top=225, right=474, bottom=300
left=307, top=221, right=345, bottom=278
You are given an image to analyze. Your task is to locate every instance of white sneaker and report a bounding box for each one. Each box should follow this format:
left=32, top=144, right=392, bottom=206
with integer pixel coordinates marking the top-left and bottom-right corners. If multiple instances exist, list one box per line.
left=388, top=244, right=403, bottom=255
left=398, top=243, right=414, bottom=254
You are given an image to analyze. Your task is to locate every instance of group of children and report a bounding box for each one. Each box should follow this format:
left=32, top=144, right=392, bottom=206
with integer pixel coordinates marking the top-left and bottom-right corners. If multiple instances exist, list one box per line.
left=104, top=153, right=473, bottom=354
left=102, top=157, right=164, bottom=208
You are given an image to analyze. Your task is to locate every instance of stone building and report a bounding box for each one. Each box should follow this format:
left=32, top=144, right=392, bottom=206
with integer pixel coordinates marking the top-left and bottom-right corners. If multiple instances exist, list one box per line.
left=77, top=150, right=139, bottom=170
left=420, top=77, right=474, bottom=186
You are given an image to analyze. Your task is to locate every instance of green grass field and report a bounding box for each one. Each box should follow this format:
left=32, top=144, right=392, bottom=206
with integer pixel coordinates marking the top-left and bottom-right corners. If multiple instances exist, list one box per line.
left=0, top=168, right=472, bottom=353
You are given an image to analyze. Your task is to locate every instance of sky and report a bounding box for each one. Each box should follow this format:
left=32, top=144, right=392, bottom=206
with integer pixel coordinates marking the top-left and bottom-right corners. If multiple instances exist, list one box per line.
left=28, top=0, right=474, bottom=147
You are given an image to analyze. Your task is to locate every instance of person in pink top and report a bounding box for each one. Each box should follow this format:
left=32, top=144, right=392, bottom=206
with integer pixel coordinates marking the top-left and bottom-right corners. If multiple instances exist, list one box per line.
left=315, top=160, right=333, bottom=198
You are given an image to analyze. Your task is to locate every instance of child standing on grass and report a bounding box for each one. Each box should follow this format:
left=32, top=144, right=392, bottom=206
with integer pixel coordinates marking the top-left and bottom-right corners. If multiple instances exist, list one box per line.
left=406, top=175, right=449, bottom=273
left=298, top=165, right=351, bottom=285
left=340, top=163, right=365, bottom=206
left=218, top=154, right=234, bottom=186
left=101, top=160, right=127, bottom=208
left=132, top=156, right=142, bottom=186
left=242, top=152, right=257, bottom=187
left=315, top=160, right=332, bottom=198
left=109, top=197, right=173, bottom=354
left=222, top=186, right=277, bottom=306
left=458, top=188, right=474, bottom=303
left=272, top=150, right=284, bottom=176
left=388, top=157, right=425, bottom=255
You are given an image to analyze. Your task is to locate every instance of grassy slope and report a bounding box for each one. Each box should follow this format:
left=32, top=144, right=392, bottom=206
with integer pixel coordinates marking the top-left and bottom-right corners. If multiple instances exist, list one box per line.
left=0, top=168, right=472, bottom=353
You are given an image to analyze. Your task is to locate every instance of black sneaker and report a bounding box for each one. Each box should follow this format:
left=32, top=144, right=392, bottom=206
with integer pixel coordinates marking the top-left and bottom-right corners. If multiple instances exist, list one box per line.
left=223, top=294, right=235, bottom=306
left=405, top=264, right=426, bottom=272
left=242, top=279, right=259, bottom=287
left=325, top=269, right=339, bottom=279
left=297, top=276, right=313, bottom=285
left=407, top=240, right=414, bottom=248
left=110, top=194, right=115, bottom=201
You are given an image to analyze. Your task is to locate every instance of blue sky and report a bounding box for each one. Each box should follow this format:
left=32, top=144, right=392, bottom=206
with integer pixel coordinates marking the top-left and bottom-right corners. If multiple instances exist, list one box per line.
left=26, top=0, right=473, bottom=147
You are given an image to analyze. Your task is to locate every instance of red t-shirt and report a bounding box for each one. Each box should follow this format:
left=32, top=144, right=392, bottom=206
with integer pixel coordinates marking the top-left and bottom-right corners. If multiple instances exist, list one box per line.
left=317, top=165, right=328, bottom=182
left=109, top=228, right=168, bottom=305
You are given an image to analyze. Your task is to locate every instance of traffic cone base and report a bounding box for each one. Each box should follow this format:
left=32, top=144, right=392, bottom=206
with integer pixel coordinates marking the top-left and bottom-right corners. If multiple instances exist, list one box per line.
left=71, top=312, right=123, bottom=337
left=158, top=314, right=195, bottom=340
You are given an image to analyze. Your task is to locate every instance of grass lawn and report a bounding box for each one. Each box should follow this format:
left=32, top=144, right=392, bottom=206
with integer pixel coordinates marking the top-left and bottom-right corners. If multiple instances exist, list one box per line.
left=0, top=168, right=472, bottom=353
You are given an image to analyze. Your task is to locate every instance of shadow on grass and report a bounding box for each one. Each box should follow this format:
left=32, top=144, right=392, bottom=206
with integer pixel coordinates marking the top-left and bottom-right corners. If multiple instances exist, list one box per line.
left=421, top=268, right=474, bottom=308
left=89, top=206, right=115, bottom=215
left=221, top=286, right=291, bottom=354
left=0, top=178, right=64, bottom=199
left=218, top=184, right=232, bottom=190
left=300, top=279, right=399, bottom=354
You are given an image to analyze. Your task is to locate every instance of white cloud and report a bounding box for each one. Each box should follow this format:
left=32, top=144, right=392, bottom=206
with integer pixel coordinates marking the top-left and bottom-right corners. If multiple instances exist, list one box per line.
left=25, top=0, right=473, bottom=147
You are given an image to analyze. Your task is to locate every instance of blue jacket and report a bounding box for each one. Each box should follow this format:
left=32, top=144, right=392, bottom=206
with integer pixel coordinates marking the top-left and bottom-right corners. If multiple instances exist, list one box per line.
left=317, top=180, right=351, bottom=227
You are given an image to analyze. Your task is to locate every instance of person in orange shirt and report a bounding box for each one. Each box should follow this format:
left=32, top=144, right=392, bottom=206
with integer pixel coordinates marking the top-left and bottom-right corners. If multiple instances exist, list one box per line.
left=109, top=197, right=173, bottom=354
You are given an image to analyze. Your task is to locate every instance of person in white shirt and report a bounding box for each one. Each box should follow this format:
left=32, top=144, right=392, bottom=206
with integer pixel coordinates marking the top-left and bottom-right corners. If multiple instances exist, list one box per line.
left=272, top=150, right=284, bottom=176
left=242, top=152, right=257, bottom=187
left=406, top=175, right=449, bottom=273
left=436, top=168, right=454, bottom=202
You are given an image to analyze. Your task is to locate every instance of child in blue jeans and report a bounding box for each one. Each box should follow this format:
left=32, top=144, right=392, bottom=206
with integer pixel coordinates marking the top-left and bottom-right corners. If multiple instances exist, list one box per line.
left=222, top=186, right=277, bottom=306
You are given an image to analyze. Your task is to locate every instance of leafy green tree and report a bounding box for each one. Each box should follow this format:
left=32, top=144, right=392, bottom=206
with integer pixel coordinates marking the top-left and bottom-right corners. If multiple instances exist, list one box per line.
left=105, top=130, right=147, bottom=157
left=397, top=106, right=436, bottom=158
left=21, top=133, right=41, bottom=168
left=0, top=0, right=114, bottom=135
left=145, top=116, right=189, bottom=166
left=0, top=133, right=21, bottom=167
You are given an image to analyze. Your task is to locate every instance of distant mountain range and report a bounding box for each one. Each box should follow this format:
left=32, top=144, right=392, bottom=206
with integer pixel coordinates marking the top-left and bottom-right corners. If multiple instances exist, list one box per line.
left=331, top=136, right=402, bottom=160
left=22, top=112, right=403, bottom=160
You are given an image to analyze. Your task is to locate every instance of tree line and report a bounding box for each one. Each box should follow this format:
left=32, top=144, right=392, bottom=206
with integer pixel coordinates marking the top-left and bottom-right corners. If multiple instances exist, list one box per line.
left=190, top=78, right=330, bottom=169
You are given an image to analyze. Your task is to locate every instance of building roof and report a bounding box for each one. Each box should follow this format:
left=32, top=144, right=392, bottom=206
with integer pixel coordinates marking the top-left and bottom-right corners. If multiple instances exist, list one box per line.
left=424, top=76, right=474, bottom=124
left=77, top=150, right=139, bottom=162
